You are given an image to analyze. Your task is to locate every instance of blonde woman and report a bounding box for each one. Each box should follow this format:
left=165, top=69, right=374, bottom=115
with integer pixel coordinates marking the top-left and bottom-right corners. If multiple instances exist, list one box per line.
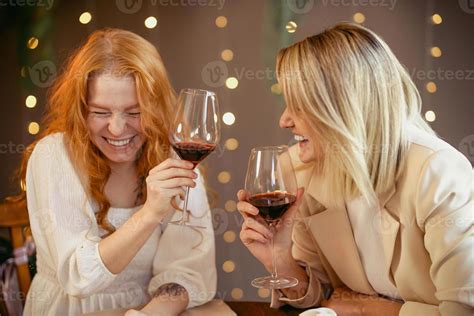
left=238, top=23, right=473, bottom=316
left=21, top=28, right=216, bottom=315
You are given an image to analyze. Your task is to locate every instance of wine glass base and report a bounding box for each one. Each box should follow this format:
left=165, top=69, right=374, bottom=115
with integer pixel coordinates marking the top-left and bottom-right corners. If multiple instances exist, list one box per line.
left=251, top=275, right=299, bottom=290
left=168, top=220, right=206, bottom=229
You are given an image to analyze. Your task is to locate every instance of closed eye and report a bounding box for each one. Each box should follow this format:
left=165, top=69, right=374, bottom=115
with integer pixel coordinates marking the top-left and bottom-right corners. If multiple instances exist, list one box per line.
left=127, top=112, right=141, bottom=117
left=91, top=111, right=110, bottom=116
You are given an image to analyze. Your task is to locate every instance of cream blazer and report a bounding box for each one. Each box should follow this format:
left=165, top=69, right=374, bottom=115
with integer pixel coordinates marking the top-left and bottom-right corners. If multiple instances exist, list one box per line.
left=272, top=127, right=473, bottom=316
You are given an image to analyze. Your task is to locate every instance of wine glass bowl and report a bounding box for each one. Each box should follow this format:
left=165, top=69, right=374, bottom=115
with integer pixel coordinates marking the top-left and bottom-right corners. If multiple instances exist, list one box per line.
left=245, top=145, right=299, bottom=289
left=169, top=88, right=220, bottom=227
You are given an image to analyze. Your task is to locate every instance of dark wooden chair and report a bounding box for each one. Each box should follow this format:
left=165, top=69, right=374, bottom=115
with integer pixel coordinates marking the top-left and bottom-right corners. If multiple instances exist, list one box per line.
left=0, top=199, right=31, bottom=295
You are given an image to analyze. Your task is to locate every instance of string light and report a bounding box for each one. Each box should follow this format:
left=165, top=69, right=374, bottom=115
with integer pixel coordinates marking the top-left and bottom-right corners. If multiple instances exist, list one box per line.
left=79, top=12, right=92, bottom=24
left=25, top=95, right=37, bottom=108
left=271, top=83, right=282, bottom=95
left=224, top=200, right=237, bottom=212
left=218, top=171, right=231, bottom=183
left=28, top=122, right=40, bottom=135
left=215, top=16, right=228, bottom=28
left=430, top=46, right=442, bottom=58
left=223, top=231, right=236, bottom=243
left=222, top=112, right=236, bottom=125
left=231, top=288, right=243, bottom=300
left=225, top=77, right=238, bottom=89
left=225, top=138, right=239, bottom=150
left=425, top=110, right=436, bottom=122
left=426, top=82, right=437, bottom=93
left=353, top=12, right=366, bottom=24
left=222, top=260, right=235, bottom=273
left=258, top=288, right=271, bottom=298
left=27, top=37, right=39, bottom=49
left=221, top=49, right=234, bottom=62
left=144, top=16, right=158, bottom=29
left=431, top=14, right=442, bottom=25
left=286, top=21, right=297, bottom=33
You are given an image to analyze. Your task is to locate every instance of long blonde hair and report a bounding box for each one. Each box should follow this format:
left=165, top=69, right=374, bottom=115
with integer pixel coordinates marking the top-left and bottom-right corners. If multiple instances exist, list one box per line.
left=19, top=28, right=176, bottom=233
left=277, top=22, right=434, bottom=203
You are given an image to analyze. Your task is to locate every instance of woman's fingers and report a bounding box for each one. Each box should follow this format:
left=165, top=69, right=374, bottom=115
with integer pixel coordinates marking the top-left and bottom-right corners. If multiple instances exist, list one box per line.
left=237, top=189, right=250, bottom=202
left=240, top=225, right=269, bottom=245
left=152, top=167, right=197, bottom=181
left=149, top=158, right=194, bottom=175
left=147, top=177, right=196, bottom=190
left=237, top=200, right=259, bottom=216
left=244, top=216, right=273, bottom=239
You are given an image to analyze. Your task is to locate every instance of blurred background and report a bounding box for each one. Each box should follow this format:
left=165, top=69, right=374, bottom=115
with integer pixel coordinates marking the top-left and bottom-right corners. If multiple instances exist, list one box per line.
left=0, top=0, right=473, bottom=303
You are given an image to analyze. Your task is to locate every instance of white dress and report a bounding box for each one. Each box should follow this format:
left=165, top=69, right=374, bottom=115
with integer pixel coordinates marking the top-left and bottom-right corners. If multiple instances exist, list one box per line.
left=23, top=133, right=217, bottom=315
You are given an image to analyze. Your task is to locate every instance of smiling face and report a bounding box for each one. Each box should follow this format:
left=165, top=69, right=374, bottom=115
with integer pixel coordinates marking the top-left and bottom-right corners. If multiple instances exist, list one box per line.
left=279, top=107, right=322, bottom=163
left=86, top=73, right=146, bottom=168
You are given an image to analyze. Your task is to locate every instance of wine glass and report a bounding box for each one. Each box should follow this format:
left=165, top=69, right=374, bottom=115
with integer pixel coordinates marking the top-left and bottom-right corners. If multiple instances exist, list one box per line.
left=245, top=145, right=299, bottom=289
left=169, top=88, right=220, bottom=228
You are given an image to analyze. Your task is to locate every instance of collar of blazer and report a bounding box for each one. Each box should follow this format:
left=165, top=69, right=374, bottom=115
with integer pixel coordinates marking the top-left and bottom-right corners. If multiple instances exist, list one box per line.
left=289, top=145, right=399, bottom=295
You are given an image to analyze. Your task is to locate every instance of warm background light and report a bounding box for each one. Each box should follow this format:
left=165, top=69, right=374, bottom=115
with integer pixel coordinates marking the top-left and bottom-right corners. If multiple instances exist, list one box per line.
left=430, top=46, right=442, bottom=57
left=425, top=110, right=436, bottom=122
left=221, top=49, right=234, bottom=61
left=286, top=21, right=297, bottom=33
left=144, top=16, right=158, bottom=29
left=27, top=37, right=39, bottom=49
left=222, top=112, right=236, bottom=125
left=426, top=82, right=437, bottom=93
left=432, top=13, right=442, bottom=25
left=224, top=200, right=237, bottom=212
left=28, top=122, right=40, bottom=135
left=218, top=171, right=231, bottom=184
left=25, top=95, right=37, bottom=108
left=224, top=138, right=239, bottom=150
left=215, top=16, right=228, bottom=28
left=79, top=12, right=92, bottom=24
left=353, top=12, right=366, bottom=24
left=225, top=77, right=239, bottom=89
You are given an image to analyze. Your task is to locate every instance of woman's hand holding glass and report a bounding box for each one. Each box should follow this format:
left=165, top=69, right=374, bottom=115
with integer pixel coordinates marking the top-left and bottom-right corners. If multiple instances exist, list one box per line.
left=142, top=158, right=197, bottom=223
left=237, top=187, right=304, bottom=270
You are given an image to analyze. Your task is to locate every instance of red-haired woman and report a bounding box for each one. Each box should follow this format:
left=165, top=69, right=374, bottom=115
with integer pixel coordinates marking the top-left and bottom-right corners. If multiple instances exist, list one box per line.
left=21, top=28, right=216, bottom=315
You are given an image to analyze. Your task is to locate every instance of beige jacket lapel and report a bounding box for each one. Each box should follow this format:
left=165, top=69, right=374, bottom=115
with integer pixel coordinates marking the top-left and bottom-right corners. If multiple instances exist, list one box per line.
left=303, top=171, right=376, bottom=295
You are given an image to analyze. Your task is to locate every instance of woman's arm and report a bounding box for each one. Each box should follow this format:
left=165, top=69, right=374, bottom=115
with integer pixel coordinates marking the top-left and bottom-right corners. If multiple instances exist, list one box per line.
left=407, top=148, right=474, bottom=316
left=98, top=158, right=196, bottom=274
left=143, top=168, right=217, bottom=312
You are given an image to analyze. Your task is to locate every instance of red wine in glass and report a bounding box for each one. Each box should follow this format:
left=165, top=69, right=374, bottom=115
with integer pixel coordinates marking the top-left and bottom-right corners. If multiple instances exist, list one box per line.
left=172, top=141, right=217, bottom=168
left=248, top=192, right=296, bottom=222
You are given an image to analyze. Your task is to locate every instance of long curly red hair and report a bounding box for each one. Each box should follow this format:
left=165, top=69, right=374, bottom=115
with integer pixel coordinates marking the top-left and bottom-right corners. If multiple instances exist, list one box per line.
left=18, top=28, right=176, bottom=234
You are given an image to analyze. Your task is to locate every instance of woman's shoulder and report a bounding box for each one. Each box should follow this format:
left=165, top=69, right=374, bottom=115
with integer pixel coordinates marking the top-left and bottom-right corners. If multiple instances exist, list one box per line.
left=406, top=127, right=470, bottom=167
left=402, top=127, right=472, bottom=185
left=32, top=132, right=66, bottom=157
left=29, top=132, right=74, bottom=174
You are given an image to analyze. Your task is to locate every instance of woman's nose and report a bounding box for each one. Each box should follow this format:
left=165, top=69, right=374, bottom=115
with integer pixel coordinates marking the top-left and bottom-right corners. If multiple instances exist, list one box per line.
left=108, top=113, right=126, bottom=136
left=279, top=107, right=294, bottom=129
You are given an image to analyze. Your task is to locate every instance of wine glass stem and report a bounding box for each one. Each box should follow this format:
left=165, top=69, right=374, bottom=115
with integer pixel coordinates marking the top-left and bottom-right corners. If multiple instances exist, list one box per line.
left=181, top=186, right=191, bottom=224
left=270, top=223, right=278, bottom=280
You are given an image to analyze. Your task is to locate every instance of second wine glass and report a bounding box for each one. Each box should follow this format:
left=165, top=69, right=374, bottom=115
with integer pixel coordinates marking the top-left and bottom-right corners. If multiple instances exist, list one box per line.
left=169, top=88, right=220, bottom=228
left=245, top=145, right=299, bottom=289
